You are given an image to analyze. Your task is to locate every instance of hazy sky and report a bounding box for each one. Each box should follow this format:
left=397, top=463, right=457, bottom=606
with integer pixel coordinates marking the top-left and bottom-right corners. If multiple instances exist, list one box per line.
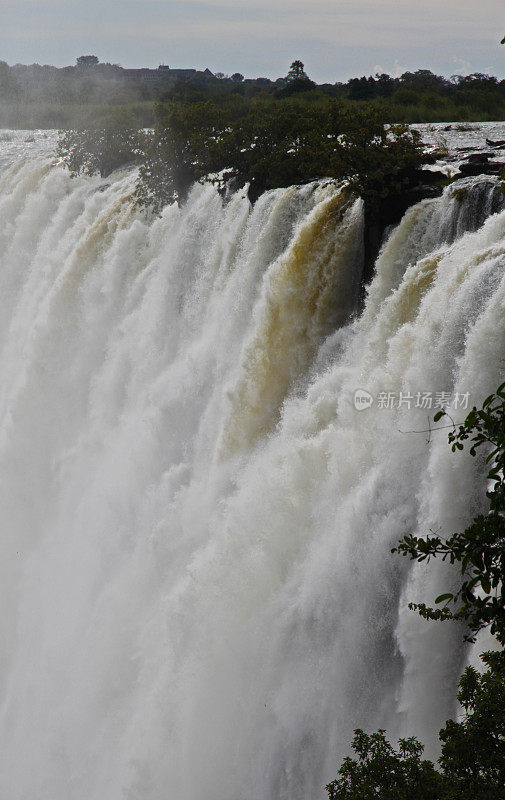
left=1, top=0, right=504, bottom=82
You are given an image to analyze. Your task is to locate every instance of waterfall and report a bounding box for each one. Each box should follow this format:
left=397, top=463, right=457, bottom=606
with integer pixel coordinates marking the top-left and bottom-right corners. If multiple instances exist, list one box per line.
left=0, top=147, right=504, bottom=800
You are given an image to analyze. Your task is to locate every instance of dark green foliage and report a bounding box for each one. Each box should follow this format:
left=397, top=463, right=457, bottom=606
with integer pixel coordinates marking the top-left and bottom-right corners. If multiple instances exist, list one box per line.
left=56, top=109, right=145, bottom=178
left=325, top=730, right=443, bottom=799
left=136, top=97, right=423, bottom=208
left=325, top=105, right=423, bottom=211
left=395, top=382, right=505, bottom=644
left=326, top=654, right=505, bottom=800
left=277, top=60, right=316, bottom=97
left=76, top=55, right=99, bottom=67
left=276, top=78, right=316, bottom=98
left=438, top=650, right=505, bottom=799
left=207, top=101, right=335, bottom=199
left=58, top=93, right=424, bottom=212
left=136, top=101, right=227, bottom=211
left=286, top=60, right=309, bottom=82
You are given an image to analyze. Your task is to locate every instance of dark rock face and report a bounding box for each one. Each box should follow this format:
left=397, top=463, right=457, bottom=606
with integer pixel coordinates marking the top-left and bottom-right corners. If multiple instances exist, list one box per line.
left=362, top=170, right=505, bottom=293
left=362, top=170, right=446, bottom=285
left=417, top=168, right=447, bottom=184
left=467, top=152, right=495, bottom=162
left=453, top=150, right=505, bottom=179
left=458, top=161, right=502, bottom=177
left=358, top=137, right=505, bottom=290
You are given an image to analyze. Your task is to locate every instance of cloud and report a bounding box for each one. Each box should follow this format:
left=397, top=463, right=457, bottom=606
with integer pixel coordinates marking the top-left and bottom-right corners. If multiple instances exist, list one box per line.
left=452, top=56, right=471, bottom=75
left=392, top=60, right=407, bottom=78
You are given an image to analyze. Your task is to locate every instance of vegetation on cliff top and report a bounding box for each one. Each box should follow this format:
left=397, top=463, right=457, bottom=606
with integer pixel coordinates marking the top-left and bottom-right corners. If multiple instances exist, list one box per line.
left=57, top=92, right=425, bottom=212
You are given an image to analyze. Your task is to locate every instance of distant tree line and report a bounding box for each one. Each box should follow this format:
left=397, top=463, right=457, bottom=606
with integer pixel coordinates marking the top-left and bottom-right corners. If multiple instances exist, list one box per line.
left=0, top=57, right=155, bottom=128
left=4, top=57, right=505, bottom=128
left=159, top=64, right=505, bottom=122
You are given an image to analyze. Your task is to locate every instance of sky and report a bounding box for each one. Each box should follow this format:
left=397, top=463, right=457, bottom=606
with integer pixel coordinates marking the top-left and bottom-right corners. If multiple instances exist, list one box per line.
left=0, top=0, right=504, bottom=83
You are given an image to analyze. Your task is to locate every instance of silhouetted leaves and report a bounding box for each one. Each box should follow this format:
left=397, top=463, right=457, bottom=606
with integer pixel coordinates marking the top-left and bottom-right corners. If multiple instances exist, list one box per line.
left=394, top=382, right=505, bottom=644
left=326, top=729, right=443, bottom=800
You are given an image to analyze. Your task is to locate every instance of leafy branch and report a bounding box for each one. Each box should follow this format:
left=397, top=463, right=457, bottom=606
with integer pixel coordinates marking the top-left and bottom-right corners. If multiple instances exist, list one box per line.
left=394, top=382, right=505, bottom=643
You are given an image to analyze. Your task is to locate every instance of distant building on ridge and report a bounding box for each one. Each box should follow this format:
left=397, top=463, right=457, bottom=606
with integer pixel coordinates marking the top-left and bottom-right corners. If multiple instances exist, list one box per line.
left=123, top=65, right=214, bottom=83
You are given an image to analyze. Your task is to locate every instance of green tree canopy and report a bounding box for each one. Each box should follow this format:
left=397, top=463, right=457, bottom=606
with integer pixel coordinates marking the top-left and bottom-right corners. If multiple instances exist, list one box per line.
left=58, top=95, right=424, bottom=211
left=439, top=650, right=505, bottom=799
left=57, top=108, right=144, bottom=179
left=326, top=654, right=505, bottom=800
left=326, top=730, right=443, bottom=800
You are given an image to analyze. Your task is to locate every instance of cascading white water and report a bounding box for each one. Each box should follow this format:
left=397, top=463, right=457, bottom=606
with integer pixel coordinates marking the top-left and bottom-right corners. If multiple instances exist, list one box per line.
left=0, top=138, right=504, bottom=800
